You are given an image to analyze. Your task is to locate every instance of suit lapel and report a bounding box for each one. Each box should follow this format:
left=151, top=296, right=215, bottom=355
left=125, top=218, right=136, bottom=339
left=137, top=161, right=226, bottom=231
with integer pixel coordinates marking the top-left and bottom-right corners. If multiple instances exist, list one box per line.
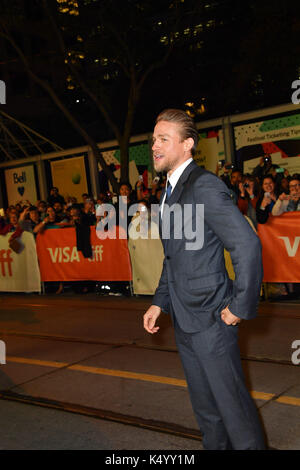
left=158, top=160, right=198, bottom=238
left=165, top=160, right=198, bottom=206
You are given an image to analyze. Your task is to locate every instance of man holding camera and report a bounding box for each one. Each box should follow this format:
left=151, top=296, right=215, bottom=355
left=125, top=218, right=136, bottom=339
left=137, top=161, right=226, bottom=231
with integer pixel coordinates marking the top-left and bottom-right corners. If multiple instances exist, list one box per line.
left=252, top=155, right=279, bottom=181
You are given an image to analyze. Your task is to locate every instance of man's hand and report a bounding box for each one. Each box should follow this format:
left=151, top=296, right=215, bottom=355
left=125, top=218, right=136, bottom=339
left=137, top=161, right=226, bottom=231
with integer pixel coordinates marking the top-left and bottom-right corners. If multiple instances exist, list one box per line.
left=279, top=193, right=290, bottom=201
left=143, top=305, right=162, bottom=334
left=221, top=306, right=241, bottom=326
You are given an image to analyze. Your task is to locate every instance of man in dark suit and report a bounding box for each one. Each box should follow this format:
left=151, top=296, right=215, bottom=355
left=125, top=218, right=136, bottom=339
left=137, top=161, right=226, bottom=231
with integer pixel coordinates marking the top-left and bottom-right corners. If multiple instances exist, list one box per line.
left=143, top=109, right=265, bottom=450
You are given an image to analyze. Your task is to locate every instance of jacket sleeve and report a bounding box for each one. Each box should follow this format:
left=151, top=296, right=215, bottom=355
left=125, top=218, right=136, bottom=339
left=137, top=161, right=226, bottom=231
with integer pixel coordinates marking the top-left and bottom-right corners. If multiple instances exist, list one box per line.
left=272, top=198, right=288, bottom=216
left=152, top=258, right=170, bottom=314
left=194, top=173, right=263, bottom=320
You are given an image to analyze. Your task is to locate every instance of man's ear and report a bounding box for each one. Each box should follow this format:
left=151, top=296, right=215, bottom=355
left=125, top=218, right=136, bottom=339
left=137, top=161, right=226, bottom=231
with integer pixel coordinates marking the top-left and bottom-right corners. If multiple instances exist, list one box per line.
left=184, top=137, right=194, bottom=154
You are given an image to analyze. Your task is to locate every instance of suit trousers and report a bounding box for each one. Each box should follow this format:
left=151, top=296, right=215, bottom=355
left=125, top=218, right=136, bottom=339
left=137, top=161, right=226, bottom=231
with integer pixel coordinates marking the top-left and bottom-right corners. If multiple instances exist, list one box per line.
left=173, top=313, right=266, bottom=450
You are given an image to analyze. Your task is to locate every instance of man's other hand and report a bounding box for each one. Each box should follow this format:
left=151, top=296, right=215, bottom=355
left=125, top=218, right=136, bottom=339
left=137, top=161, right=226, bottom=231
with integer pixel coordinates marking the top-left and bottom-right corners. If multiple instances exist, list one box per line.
left=221, top=306, right=241, bottom=326
left=143, top=305, right=162, bottom=334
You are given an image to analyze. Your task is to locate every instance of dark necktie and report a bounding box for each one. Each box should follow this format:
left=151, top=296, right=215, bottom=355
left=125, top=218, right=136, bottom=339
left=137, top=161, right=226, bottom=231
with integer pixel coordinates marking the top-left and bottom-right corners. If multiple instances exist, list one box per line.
left=165, top=181, right=172, bottom=203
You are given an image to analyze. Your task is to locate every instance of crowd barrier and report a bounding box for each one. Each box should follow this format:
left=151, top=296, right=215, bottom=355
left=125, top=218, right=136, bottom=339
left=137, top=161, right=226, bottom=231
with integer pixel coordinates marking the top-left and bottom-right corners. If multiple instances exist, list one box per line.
left=0, top=231, right=41, bottom=292
left=0, top=212, right=299, bottom=293
left=257, top=212, right=300, bottom=282
left=36, top=226, right=132, bottom=282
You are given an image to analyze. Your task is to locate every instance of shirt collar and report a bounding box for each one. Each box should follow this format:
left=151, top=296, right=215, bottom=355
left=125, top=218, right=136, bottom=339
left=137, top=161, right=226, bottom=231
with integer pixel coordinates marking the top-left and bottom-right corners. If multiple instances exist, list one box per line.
left=167, top=157, right=193, bottom=191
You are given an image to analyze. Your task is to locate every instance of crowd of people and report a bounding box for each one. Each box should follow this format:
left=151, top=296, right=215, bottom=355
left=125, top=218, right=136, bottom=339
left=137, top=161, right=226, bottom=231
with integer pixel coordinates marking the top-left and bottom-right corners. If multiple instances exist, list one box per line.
left=216, top=155, right=300, bottom=228
left=0, top=154, right=299, bottom=297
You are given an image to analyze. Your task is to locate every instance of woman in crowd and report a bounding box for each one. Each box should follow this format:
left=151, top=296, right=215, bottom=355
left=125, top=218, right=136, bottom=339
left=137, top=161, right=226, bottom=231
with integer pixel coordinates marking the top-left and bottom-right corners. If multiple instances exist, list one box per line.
left=256, top=175, right=279, bottom=224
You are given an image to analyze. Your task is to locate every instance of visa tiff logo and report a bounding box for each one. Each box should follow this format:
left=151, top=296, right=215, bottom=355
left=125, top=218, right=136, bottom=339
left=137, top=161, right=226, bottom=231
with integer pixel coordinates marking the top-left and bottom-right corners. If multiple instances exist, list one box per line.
left=0, top=80, right=6, bottom=104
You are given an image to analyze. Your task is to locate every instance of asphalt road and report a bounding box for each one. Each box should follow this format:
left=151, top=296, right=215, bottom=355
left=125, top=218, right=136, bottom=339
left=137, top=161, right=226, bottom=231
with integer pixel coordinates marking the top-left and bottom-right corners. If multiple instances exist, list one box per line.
left=0, top=293, right=299, bottom=450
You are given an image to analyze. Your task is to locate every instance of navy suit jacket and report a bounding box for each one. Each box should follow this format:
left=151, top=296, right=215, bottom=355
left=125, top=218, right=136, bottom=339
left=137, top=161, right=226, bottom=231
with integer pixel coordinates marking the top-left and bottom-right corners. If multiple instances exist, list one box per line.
left=152, top=161, right=263, bottom=333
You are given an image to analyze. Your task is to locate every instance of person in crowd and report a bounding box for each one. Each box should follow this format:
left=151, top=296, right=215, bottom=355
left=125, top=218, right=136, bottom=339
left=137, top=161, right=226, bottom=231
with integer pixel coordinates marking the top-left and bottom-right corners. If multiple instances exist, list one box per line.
left=15, top=203, right=22, bottom=214
left=81, top=193, right=90, bottom=206
left=220, top=168, right=242, bottom=204
left=47, top=187, right=65, bottom=206
left=256, top=175, right=278, bottom=224
left=278, top=176, right=290, bottom=195
left=147, top=177, right=161, bottom=204
left=53, top=201, right=67, bottom=222
left=0, top=209, right=23, bottom=237
left=136, top=177, right=150, bottom=201
left=83, top=198, right=97, bottom=225
left=18, top=205, right=41, bottom=233
left=272, top=177, right=300, bottom=215
left=114, top=182, right=136, bottom=229
left=33, top=206, right=65, bottom=234
left=37, top=201, right=47, bottom=220
left=252, top=155, right=279, bottom=181
left=237, top=175, right=260, bottom=227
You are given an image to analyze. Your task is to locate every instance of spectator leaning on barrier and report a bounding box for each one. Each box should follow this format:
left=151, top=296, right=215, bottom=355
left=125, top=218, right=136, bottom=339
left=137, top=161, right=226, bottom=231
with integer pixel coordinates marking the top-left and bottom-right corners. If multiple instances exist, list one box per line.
left=256, top=175, right=278, bottom=224
left=33, top=206, right=65, bottom=234
left=272, top=177, right=300, bottom=215
left=18, top=205, right=41, bottom=233
left=0, top=209, right=24, bottom=253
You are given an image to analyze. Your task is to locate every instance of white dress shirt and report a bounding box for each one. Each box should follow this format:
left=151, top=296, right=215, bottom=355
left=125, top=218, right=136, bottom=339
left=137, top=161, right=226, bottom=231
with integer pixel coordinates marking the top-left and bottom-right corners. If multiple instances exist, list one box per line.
left=160, top=157, right=193, bottom=217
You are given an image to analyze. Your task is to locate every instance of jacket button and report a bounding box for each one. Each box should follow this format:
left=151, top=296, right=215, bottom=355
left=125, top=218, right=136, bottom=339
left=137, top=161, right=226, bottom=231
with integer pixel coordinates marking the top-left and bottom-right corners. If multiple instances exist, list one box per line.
left=166, top=256, right=171, bottom=260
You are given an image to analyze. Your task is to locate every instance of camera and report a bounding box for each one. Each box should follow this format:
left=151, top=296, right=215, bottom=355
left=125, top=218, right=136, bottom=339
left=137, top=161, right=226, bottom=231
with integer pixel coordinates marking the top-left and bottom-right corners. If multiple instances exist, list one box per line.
left=224, top=163, right=235, bottom=170
left=243, top=183, right=249, bottom=189
left=264, top=156, right=271, bottom=163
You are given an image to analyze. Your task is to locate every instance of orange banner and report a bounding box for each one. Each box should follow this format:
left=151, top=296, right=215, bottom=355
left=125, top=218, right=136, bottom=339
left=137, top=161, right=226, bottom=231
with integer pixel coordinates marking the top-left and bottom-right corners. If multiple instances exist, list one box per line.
left=257, top=212, right=300, bottom=282
left=36, top=227, right=132, bottom=282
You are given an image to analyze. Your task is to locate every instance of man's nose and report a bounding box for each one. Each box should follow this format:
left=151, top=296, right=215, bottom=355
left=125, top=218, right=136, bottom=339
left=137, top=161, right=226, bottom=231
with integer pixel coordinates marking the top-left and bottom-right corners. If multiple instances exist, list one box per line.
left=152, top=141, right=159, bottom=152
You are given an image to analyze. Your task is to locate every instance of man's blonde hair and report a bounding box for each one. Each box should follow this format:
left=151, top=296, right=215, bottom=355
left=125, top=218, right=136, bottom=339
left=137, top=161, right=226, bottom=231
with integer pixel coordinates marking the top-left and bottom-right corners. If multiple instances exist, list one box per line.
left=156, top=108, right=199, bottom=156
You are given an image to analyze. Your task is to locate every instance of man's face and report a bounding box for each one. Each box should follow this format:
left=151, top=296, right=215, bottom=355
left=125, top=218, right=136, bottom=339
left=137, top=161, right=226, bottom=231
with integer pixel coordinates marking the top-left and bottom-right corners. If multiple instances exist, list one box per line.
left=53, top=202, right=62, bottom=212
left=120, top=185, right=131, bottom=198
left=231, top=171, right=242, bottom=186
left=289, top=180, right=300, bottom=199
left=152, top=120, right=191, bottom=175
left=9, top=211, right=18, bottom=225
left=30, top=210, right=39, bottom=223
left=70, top=208, right=80, bottom=221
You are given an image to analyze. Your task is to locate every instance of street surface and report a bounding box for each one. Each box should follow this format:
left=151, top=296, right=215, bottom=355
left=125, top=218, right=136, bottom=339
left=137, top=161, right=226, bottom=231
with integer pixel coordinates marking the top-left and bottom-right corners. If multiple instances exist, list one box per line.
left=0, top=293, right=299, bottom=450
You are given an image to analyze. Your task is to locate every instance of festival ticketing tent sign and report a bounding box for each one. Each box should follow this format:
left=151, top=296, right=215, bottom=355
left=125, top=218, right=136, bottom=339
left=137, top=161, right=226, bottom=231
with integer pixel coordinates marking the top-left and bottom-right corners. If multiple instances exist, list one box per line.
left=50, top=156, right=88, bottom=201
left=4, top=164, right=38, bottom=206
left=234, top=113, right=300, bottom=174
left=194, top=128, right=225, bottom=173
